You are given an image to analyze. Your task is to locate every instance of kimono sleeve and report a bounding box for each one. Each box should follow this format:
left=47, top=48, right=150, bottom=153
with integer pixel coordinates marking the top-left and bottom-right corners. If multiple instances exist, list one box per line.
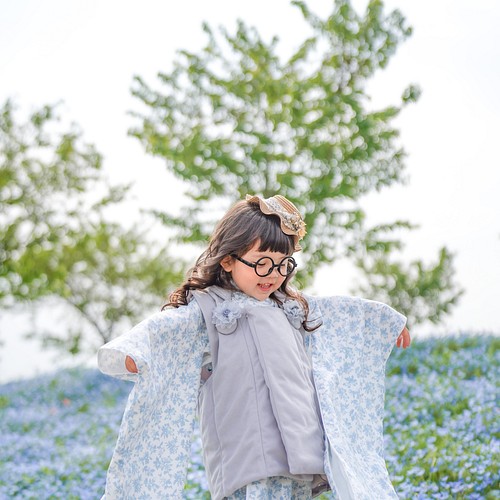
left=306, top=295, right=407, bottom=499
left=362, top=298, right=407, bottom=361
left=98, top=300, right=208, bottom=499
left=308, top=295, right=406, bottom=361
left=97, top=300, right=205, bottom=382
left=98, top=317, right=152, bottom=381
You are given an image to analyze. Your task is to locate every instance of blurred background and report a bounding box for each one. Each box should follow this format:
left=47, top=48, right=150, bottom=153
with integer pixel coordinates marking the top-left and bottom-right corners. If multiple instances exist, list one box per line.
left=1, top=0, right=499, bottom=383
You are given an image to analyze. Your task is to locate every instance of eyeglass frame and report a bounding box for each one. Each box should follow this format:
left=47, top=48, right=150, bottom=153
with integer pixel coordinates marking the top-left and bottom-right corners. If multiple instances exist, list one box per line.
left=230, top=254, right=297, bottom=277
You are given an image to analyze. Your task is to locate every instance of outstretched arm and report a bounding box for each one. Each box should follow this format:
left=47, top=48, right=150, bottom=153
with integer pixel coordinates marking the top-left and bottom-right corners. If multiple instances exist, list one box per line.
left=396, top=326, right=411, bottom=349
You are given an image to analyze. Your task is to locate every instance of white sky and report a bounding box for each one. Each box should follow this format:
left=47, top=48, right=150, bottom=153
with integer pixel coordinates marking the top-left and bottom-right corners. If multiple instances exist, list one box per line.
left=1, top=0, right=499, bottom=382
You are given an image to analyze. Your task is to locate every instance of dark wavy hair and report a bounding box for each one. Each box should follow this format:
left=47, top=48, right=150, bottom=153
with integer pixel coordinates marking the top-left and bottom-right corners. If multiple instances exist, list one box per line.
left=165, top=199, right=320, bottom=331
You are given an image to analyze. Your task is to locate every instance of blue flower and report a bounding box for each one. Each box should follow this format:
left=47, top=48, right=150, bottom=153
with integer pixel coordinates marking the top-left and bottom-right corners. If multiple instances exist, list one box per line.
left=212, top=300, right=243, bottom=334
left=283, top=299, right=305, bottom=329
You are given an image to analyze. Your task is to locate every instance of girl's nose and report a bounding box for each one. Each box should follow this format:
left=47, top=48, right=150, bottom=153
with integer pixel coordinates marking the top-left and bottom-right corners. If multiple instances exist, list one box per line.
left=269, top=266, right=281, bottom=277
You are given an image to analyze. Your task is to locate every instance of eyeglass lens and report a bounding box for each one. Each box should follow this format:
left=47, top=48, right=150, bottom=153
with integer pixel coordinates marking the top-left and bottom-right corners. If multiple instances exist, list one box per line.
left=254, top=257, right=296, bottom=277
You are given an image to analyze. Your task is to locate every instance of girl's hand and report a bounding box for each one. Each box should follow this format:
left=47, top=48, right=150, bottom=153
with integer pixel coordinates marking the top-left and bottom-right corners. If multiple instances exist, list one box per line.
left=125, top=355, right=138, bottom=373
left=396, top=326, right=411, bottom=349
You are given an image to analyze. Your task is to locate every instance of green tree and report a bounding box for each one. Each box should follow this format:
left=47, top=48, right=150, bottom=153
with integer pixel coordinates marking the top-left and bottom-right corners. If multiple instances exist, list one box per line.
left=0, top=100, right=183, bottom=353
left=32, top=221, right=185, bottom=353
left=352, top=225, right=461, bottom=327
left=129, top=0, right=462, bottom=326
left=0, top=99, right=116, bottom=304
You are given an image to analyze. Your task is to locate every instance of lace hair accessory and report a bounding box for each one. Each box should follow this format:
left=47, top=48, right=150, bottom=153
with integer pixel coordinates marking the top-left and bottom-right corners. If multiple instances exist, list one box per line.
left=246, top=194, right=306, bottom=251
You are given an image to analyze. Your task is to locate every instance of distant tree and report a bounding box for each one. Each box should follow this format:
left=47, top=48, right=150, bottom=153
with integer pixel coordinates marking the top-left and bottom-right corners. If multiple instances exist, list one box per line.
left=0, top=99, right=115, bottom=305
left=31, top=221, right=185, bottom=353
left=129, top=0, right=463, bottom=326
left=0, top=100, right=183, bottom=353
left=353, top=225, right=461, bottom=327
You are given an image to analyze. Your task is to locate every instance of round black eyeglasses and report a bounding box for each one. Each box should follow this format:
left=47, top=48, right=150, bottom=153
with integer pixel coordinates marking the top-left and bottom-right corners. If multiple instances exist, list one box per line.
left=231, top=254, right=297, bottom=277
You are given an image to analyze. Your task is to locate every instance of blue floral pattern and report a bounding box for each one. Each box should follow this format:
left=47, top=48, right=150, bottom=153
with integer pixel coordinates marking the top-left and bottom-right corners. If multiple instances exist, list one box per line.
left=306, top=295, right=406, bottom=499
left=227, top=476, right=312, bottom=499
left=98, top=292, right=406, bottom=499
left=98, top=300, right=208, bottom=498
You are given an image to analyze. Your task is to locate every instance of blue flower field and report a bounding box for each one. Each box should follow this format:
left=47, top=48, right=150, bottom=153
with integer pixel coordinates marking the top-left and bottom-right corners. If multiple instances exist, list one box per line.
left=1, top=335, right=498, bottom=499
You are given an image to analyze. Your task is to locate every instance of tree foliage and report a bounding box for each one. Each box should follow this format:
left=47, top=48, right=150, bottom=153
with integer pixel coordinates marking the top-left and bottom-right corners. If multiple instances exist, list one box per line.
left=32, top=221, right=185, bottom=353
left=0, top=99, right=116, bottom=303
left=129, top=0, right=462, bottom=326
left=0, top=100, right=184, bottom=353
left=353, top=225, right=463, bottom=326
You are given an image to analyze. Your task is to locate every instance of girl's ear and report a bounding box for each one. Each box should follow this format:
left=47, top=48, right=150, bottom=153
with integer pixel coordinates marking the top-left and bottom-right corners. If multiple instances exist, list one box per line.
left=220, top=255, right=234, bottom=273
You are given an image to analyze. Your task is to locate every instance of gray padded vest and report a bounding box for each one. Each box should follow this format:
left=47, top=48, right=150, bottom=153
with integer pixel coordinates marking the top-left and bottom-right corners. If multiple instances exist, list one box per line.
left=193, top=287, right=325, bottom=499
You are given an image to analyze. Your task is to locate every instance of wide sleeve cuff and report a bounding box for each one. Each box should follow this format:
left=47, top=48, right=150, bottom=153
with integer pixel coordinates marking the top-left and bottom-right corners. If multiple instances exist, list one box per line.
left=97, top=312, right=161, bottom=381
left=363, top=299, right=407, bottom=360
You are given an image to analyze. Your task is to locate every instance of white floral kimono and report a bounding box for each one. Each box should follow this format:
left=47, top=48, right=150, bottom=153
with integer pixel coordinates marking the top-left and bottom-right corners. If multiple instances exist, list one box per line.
left=98, top=293, right=406, bottom=499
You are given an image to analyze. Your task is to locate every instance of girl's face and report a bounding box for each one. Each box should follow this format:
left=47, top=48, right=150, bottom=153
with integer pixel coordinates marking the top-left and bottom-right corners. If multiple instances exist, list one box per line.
left=220, top=241, right=290, bottom=301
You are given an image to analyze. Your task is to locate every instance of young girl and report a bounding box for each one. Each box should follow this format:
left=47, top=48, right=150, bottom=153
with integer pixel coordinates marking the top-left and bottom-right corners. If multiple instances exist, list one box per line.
left=98, top=194, right=411, bottom=500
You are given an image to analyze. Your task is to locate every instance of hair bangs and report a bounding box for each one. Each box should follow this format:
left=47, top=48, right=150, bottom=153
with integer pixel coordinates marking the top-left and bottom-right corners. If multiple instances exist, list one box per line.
left=255, top=214, right=295, bottom=255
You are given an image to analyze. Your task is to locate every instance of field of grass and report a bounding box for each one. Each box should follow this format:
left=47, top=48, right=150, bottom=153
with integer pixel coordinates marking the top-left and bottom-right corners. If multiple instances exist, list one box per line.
left=1, top=335, right=498, bottom=499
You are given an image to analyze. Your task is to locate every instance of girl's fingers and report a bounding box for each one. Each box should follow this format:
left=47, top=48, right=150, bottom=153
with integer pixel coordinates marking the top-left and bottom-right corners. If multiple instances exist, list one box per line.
left=397, top=327, right=411, bottom=349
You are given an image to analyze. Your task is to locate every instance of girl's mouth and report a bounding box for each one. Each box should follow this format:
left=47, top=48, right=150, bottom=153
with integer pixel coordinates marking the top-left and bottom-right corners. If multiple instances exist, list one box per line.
left=258, top=283, right=273, bottom=292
